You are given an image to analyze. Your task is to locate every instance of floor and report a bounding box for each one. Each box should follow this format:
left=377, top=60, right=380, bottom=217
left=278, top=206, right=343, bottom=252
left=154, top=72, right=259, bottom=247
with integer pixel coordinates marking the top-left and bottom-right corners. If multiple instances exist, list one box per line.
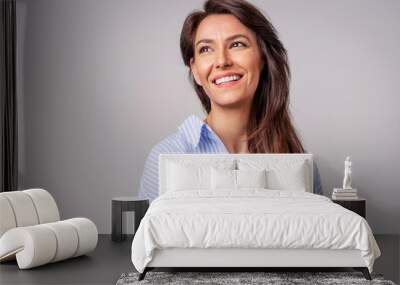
left=0, top=234, right=399, bottom=285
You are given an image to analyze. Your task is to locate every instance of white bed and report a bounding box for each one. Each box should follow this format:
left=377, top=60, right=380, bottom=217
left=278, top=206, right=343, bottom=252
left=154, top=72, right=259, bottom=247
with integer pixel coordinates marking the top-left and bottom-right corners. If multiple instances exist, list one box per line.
left=131, top=154, right=380, bottom=280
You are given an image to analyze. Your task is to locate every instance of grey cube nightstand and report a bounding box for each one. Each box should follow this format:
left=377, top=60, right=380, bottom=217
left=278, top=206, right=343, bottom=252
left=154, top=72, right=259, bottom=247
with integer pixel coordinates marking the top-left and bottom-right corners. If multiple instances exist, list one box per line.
left=111, top=197, right=149, bottom=242
left=332, top=197, right=366, bottom=218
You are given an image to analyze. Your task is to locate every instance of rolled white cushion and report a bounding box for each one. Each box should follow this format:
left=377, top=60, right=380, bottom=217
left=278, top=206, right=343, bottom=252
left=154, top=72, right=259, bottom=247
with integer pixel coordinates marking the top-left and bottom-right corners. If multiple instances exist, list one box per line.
left=42, top=221, right=79, bottom=262
left=23, top=189, right=60, bottom=223
left=0, top=192, right=39, bottom=227
left=0, top=218, right=98, bottom=269
left=0, top=195, right=17, bottom=237
left=64, top=218, right=98, bottom=257
left=0, top=226, right=57, bottom=269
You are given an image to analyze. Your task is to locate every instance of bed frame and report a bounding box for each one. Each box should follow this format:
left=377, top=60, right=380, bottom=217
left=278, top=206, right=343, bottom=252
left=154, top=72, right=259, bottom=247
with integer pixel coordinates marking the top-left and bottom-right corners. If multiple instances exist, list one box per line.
left=140, top=248, right=370, bottom=280
left=138, top=154, right=371, bottom=281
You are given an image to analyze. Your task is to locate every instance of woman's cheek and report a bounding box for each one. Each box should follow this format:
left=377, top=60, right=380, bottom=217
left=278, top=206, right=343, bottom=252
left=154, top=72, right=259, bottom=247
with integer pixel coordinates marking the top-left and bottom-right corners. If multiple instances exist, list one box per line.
left=198, top=63, right=212, bottom=85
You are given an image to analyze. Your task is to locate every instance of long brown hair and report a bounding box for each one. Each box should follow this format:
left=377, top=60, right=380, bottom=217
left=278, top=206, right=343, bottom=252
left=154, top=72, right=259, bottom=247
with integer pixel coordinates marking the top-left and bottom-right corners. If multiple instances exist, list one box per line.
left=180, top=0, right=305, bottom=153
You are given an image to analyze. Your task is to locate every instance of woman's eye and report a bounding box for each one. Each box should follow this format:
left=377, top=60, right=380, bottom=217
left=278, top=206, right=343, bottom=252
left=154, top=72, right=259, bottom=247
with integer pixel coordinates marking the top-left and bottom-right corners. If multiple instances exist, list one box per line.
left=199, top=46, right=211, bottom=54
left=231, top=41, right=246, bottom=48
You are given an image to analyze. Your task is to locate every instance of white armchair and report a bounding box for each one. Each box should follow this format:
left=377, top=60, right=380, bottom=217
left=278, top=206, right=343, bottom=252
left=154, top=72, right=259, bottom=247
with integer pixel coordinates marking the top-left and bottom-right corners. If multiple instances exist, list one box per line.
left=0, top=189, right=98, bottom=269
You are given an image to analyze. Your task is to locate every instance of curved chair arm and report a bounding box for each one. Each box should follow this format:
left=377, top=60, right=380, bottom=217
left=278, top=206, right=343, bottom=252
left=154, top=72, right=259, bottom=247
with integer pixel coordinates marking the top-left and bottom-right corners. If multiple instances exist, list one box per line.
left=0, top=218, right=98, bottom=269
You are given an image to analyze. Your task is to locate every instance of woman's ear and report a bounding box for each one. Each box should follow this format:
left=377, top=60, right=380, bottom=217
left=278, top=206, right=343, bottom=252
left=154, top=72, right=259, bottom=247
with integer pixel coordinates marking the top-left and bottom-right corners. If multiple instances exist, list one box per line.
left=190, top=58, right=202, bottom=86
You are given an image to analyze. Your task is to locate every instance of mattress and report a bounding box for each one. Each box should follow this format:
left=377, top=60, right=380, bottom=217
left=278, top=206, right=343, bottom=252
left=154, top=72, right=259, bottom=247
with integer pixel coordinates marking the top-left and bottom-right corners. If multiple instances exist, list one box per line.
left=131, top=189, right=380, bottom=273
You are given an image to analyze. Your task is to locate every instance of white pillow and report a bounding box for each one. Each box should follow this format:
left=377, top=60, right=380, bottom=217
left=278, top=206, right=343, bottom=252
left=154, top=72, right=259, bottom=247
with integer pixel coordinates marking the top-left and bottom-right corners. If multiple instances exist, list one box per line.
left=211, top=168, right=236, bottom=190
left=238, top=159, right=308, bottom=192
left=166, top=160, right=235, bottom=192
left=167, top=162, right=209, bottom=191
left=211, top=168, right=268, bottom=190
left=267, top=162, right=307, bottom=191
left=236, top=169, right=267, bottom=189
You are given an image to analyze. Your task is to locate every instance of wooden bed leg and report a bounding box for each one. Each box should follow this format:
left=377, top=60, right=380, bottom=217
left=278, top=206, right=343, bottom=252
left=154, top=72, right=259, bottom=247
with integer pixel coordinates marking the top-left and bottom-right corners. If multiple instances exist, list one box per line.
left=354, top=267, right=371, bottom=280
left=138, top=268, right=148, bottom=281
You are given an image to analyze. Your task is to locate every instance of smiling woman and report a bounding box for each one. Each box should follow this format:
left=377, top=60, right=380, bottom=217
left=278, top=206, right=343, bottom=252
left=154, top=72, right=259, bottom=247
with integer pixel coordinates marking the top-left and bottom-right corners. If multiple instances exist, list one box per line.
left=138, top=0, right=322, bottom=202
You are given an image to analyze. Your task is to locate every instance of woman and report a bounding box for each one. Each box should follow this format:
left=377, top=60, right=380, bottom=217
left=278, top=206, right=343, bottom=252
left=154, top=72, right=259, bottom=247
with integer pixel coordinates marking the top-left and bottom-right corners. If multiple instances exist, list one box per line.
left=138, top=0, right=322, bottom=202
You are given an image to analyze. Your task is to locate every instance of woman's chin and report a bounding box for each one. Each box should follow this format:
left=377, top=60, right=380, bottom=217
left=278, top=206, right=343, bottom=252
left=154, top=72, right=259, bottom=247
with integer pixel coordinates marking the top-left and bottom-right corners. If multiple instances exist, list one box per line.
left=212, top=98, right=250, bottom=110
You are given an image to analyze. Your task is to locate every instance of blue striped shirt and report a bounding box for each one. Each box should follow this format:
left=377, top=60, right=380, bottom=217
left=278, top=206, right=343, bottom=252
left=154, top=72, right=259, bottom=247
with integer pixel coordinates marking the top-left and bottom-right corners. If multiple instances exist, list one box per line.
left=138, top=115, right=323, bottom=202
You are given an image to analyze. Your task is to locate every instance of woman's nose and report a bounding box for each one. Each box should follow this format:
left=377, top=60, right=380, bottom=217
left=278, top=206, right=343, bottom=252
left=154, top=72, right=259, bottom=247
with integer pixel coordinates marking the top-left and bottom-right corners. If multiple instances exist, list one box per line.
left=215, top=49, right=232, bottom=69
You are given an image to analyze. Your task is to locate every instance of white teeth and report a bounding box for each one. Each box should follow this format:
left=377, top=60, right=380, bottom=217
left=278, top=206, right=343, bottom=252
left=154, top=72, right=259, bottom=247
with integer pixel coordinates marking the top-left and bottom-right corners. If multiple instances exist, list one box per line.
left=215, top=75, right=241, bottom=85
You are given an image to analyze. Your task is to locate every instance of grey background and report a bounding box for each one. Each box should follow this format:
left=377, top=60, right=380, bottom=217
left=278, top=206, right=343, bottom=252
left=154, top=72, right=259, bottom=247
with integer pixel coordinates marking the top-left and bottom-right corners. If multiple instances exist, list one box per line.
left=16, top=0, right=400, bottom=234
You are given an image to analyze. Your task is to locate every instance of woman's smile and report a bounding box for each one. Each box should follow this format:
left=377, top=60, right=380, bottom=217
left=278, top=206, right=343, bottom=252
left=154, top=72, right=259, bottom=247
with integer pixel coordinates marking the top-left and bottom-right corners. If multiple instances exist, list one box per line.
left=212, top=73, right=244, bottom=88
left=214, top=77, right=241, bottom=88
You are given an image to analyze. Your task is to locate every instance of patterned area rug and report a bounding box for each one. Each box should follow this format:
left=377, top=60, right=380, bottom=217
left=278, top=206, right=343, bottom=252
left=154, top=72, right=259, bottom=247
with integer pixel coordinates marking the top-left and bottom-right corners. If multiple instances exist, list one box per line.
left=116, top=271, right=396, bottom=285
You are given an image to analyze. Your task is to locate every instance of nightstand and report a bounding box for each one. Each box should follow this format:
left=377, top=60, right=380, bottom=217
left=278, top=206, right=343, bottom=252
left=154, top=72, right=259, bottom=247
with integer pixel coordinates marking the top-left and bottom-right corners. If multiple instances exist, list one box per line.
left=111, top=197, right=149, bottom=242
left=332, top=197, right=366, bottom=218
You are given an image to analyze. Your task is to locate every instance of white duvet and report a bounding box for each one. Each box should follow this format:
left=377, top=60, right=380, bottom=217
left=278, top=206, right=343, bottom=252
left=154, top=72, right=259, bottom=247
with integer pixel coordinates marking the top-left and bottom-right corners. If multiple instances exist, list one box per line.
left=131, top=189, right=380, bottom=273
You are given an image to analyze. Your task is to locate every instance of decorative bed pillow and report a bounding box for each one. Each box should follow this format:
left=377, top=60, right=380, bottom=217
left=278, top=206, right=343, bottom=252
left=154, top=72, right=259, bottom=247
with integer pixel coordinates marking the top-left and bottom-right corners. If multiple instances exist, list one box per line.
left=166, top=162, right=209, bottom=191
left=236, top=169, right=267, bottom=189
left=238, top=159, right=309, bottom=192
left=266, top=162, right=307, bottom=191
left=166, top=160, right=235, bottom=192
left=211, top=168, right=268, bottom=190
left=211, top=168, right=236, bottom=190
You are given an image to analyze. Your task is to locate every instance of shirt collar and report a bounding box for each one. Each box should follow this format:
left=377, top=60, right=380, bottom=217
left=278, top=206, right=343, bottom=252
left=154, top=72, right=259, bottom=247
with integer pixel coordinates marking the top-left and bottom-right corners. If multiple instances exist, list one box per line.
left=178, top=114, right=209, bottom=148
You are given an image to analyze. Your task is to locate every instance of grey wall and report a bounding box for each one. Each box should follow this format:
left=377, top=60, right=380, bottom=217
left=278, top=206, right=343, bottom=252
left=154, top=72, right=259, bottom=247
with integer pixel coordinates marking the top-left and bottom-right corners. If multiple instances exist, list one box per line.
left=16, top=0, right=400, bottom=234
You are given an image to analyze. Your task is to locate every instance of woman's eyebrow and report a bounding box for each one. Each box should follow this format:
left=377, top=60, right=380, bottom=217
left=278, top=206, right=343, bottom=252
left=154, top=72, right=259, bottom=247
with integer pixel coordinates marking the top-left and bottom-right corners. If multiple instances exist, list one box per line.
left=195, top=34, right=250, bottom=47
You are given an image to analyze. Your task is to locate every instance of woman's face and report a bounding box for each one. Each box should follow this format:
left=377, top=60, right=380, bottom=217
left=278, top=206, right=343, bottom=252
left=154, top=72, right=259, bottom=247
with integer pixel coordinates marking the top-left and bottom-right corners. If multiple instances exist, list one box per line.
left=190, top=14, right=264, bottom=110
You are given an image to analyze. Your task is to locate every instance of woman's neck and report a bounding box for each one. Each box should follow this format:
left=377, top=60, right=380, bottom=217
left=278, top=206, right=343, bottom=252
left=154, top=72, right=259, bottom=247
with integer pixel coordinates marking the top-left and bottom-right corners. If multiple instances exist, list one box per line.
left=205, top=108, right=250, bottom=153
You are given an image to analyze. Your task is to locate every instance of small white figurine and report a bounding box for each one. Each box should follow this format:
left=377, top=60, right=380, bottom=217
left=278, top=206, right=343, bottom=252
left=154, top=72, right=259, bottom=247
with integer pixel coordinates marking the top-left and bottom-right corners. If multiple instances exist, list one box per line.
left=342, top=156, right=352, bottom=189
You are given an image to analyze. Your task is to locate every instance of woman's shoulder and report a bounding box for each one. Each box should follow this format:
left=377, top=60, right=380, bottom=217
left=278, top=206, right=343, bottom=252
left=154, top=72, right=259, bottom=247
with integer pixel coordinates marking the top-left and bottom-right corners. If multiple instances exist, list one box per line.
left=148, top=131, right=189, bottom=159
left=148, top=115, right=205, bottom=157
